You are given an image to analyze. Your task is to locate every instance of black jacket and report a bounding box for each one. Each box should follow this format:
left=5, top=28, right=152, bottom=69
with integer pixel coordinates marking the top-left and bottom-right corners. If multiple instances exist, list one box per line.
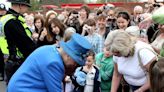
left=72, top=66, right=100, bottom=92
left=4, top=8, right=36, bottom=60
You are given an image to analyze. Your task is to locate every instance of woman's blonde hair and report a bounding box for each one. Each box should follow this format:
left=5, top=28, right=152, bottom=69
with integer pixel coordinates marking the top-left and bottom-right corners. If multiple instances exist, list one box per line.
left=105, top=30, right=136, bottom=56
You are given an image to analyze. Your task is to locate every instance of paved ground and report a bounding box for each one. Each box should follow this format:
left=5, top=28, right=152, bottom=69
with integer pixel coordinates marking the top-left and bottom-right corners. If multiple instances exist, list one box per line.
left=0, top=81, right=6, bottom=92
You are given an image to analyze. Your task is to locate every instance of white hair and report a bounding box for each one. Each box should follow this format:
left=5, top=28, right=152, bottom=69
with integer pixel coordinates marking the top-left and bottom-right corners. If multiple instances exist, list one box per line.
left=63, top=27, right=76, bottom=42
left=134, top=5, right=143, bottom=12
left=57, top=14, right=65, bottom=22
left=105, top=30, right=136, bottom=56
left=65, top=27, right=76, bottom=34
left=125, top=26, right=140, bottom=37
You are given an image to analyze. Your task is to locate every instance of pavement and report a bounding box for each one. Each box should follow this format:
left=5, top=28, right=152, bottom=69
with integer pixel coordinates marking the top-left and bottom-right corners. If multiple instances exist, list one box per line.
left=0, top=81, right=6, bottom=92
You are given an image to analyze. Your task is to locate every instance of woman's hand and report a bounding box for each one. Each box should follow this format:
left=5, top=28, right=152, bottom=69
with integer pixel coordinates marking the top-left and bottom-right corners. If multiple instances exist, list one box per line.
left=39, top=28, right=47, bottom=41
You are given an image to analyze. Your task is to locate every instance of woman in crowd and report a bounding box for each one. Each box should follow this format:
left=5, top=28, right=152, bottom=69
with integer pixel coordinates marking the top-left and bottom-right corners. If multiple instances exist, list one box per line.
left=78, top=5, right=90, bottom=26
left=149, top=57, right=164, bottom=92
left=72, top=50, right=101, bottom=92
left=125, top=26, right=148, bottom=43
left=150, top=6, right=164, bottom=54
left=105, top=30, right=157, bottom=92
left=32, top=15, right=45, bottom=43
left=25, top=14, right=35, bottom=32
left=116, top=11, right=132, bottom=30
left=65, top=10, right=81, bottom=34
left=37, top=18, right=66, bottom=47
left=45, top=10, right=58, bottom=27
left=95, top=46, right=114, bottom=92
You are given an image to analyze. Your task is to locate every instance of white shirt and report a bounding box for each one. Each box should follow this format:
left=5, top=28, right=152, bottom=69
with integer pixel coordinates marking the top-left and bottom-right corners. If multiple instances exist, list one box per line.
left=113, top=41, right=156, bottom=86
left=84, top=66, right=96, bottom=92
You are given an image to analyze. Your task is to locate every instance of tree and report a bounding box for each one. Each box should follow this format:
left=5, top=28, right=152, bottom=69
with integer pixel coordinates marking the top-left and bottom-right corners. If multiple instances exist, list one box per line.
left=30, top=0, right=41, bottom=11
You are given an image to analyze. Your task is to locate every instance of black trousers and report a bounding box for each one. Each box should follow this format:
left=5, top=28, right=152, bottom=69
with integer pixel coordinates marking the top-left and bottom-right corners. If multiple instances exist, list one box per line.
left=0, top=49, right=4, bottom=79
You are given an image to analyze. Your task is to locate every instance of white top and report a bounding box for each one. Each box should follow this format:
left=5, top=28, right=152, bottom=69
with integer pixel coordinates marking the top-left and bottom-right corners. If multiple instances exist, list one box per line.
left=113, top=41, right=156, bottom=86
left=151, top=34, right=164, bottom=51
left=84, top=66, right=96, bottom=92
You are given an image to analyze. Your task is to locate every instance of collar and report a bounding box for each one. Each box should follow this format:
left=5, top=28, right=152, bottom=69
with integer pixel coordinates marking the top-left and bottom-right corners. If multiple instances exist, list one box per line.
left=7, top=8, right=23, bottom=17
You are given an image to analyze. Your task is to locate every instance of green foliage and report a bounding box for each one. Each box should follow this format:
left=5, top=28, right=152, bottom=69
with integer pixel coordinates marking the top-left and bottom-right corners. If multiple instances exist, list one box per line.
left=29, top=0, right=41, bottom=11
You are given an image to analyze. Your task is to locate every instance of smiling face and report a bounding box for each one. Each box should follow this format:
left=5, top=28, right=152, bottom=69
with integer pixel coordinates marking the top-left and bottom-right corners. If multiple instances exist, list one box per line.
left=116, top=17, right=129, bottom=30
left=35, top=19, right=42, bottom=30
left=85, top=55, right=94, bottom=67
left=51, top=23, right=60, bottom=35
left=103, top=47, right=112, bottom=58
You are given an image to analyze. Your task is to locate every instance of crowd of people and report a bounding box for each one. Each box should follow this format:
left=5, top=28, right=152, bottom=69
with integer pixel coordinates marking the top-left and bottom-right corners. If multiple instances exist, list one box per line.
left=0, top=0, right=164, bottom=92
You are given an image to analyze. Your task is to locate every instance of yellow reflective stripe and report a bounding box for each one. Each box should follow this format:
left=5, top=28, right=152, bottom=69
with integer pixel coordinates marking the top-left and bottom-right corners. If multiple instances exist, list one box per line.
left=18, top=15, right=32, bottom=37
left=21, top=23, right=32, bottom=37
left=18, top=15, right=25, bottom=23
left=0, top=14, right=15, bottom=37
left=0, top=14, right=31, bottom=58
left=0, top=14, right=15, bottom=55
left=0, top=37, right=9, bottom=54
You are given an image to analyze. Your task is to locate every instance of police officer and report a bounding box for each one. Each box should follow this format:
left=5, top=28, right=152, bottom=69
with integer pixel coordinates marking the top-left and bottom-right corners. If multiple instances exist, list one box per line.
left=0, top=3, right=7, bottom=81
left=1, top=0, right=36, bottom=83
left=0, top=3, right=6, bottom=16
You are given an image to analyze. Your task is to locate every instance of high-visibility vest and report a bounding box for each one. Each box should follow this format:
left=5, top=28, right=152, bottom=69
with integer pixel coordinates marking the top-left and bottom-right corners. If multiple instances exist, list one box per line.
left=0, top=14, right=32, bottom=58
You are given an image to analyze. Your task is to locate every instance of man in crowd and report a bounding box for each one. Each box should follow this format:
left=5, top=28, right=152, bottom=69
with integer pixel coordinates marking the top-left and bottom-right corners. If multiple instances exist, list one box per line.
left=0, top=0, right=36, bottom=83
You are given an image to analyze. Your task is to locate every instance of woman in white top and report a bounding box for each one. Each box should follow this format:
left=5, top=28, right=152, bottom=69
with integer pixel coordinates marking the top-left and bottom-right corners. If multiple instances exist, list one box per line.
left=105, top=30, right=157, bottom=92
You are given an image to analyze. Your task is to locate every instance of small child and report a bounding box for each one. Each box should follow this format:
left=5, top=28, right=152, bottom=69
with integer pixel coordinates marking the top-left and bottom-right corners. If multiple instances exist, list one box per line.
left=72, top=50, right=101, bottom=92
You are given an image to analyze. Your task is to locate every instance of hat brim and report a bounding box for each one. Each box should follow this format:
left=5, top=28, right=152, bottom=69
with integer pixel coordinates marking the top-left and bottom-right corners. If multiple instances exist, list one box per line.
left=60, top=41, right=85, bottom=66
left=11, top=2, right=31, bottom=7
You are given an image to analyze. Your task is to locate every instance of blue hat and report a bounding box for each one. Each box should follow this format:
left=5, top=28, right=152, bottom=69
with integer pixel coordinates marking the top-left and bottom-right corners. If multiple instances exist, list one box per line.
left=60, top=33, right=92, bottom=65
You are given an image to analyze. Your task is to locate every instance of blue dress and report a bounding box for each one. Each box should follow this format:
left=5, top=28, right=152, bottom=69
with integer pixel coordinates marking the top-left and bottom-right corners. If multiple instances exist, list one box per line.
left=7, top=45, right=65, bottom=92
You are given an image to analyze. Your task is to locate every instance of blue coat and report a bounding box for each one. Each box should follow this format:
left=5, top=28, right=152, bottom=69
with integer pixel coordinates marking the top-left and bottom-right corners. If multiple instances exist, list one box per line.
left=7, top=45, right=65, bottom=92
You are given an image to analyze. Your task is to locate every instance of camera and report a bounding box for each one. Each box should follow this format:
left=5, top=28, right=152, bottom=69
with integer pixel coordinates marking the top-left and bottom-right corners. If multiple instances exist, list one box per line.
left=107, top=18, right=115, bottom=22
left=83, top=25, right=92, bottom=33
left=153, top=3, right=161, bottom=7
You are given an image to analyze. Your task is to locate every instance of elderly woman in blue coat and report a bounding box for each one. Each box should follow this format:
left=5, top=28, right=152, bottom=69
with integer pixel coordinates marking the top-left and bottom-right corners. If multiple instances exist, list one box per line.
left=7, top=33, right=92, bottom=92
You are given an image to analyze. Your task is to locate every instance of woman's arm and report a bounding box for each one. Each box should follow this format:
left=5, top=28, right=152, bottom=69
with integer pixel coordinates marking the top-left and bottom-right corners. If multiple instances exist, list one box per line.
left=111, top=63, right=122, bottom=92
left=135, top=57, right=156, bottom=92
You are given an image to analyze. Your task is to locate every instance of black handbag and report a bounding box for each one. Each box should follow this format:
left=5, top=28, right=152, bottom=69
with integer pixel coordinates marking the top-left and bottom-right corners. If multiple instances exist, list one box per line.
left=5, top=59, right=22, bottom=83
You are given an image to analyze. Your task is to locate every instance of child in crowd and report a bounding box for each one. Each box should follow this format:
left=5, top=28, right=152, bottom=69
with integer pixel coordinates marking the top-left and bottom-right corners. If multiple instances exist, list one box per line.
left=95, top=46, right=114, bottom=92
left=72, top=50, right=101, bottom=92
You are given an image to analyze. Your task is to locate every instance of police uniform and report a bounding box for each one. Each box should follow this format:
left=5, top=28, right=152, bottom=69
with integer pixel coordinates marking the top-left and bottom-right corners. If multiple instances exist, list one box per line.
left=0, top=0, right=36, bottom=83
left=3, top=8, right=36, bottom=59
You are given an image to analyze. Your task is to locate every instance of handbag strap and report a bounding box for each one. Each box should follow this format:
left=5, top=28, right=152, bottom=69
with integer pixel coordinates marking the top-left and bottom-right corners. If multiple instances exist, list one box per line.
left=137, top=48, right=159, bottom=77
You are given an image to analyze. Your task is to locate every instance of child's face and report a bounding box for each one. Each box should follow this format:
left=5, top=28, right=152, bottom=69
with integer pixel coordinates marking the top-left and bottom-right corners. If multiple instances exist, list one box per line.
left=103, top=47, right=112, bottom=57
left=85, top=55, right=94, bottom=67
